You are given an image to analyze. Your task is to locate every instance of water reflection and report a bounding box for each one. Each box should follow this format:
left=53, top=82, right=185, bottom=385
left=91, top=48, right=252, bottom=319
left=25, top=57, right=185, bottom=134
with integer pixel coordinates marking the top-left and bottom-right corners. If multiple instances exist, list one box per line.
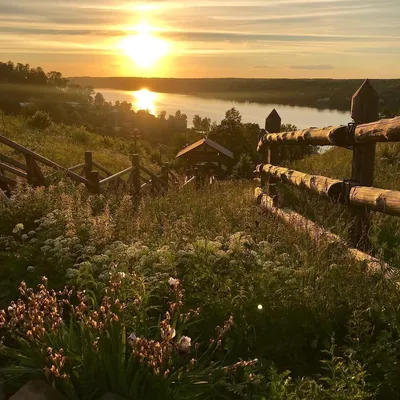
left=133, top=89, right=157, bottom=115
left=97, top=87, right=350, bottom=129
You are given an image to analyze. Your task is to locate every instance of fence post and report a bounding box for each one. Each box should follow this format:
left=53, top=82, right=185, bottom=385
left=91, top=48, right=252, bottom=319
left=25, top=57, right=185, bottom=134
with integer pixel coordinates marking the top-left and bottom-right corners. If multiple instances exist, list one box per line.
left=265, top=109, right=281, bottom=203
left=349, top=79, right=379, bottom=250
left=88, top=171, right=100, bottom=193
left=84, top=151, right=99, bottom=193
left=25, top=154, right=45, bottom=187
left=131, top=154, right=141, bottom=197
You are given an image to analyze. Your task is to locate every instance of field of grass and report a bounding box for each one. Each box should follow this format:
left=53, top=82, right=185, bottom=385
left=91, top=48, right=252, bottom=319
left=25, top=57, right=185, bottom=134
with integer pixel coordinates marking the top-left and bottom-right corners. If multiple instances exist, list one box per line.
left=1, top=119, right=400, bottom=399
left=0, top=113, right=159, bottom=175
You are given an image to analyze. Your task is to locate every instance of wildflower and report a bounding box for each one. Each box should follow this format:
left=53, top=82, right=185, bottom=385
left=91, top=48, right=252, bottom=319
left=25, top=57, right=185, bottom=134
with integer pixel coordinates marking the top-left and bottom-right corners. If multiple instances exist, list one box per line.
left=27, top=266, right=35, bottom=273
left=21, top=234, right=28, bottom=241
left=12, top=223, right=24, bottom=234
left=178, top=336, right=191, bottom=353
left=257, top=304, right=263, bottom=310
left=168, top=277, right=180, bottom=290
left=165, top=326, right=176, bottom=341
left=128, top=332, right=137, bottom=347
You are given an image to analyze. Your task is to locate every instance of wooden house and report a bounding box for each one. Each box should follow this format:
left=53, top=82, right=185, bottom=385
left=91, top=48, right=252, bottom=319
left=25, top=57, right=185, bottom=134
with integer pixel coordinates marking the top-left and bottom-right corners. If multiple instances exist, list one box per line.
left=176, top=138, right=234, bottom=178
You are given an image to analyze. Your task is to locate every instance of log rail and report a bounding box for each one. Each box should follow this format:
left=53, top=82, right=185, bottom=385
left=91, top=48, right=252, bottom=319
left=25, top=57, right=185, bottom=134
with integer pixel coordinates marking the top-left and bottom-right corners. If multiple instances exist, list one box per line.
left=256, top=79, right=400, bottom=270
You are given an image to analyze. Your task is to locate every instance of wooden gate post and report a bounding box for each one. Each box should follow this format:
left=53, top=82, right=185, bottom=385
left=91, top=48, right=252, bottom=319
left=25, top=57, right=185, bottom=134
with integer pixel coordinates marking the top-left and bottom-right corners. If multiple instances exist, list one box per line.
left=265, top=109, right=281, bottom=203
left=131, top=154, right=141, bottom=197
left=349, top=79, right=379, bottom=250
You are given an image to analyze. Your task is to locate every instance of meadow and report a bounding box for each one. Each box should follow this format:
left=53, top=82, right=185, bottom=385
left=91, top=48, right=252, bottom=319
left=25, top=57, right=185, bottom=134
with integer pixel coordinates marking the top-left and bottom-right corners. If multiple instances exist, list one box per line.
left=1, top=115, right=400, bottom=399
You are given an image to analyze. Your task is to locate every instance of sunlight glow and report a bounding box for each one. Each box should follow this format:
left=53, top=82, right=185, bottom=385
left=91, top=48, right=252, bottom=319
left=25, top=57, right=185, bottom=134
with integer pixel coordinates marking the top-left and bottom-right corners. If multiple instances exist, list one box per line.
left=121, top=22, right=168, bottom=69
left=133, top=89, right=157, bottom=115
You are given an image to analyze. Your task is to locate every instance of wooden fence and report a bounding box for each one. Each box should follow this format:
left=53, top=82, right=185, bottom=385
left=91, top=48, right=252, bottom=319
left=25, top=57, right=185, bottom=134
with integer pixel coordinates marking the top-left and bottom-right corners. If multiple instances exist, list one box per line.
left=0, top=134, right=179, bottom=198
left=255, top=79, right=400, bottom=270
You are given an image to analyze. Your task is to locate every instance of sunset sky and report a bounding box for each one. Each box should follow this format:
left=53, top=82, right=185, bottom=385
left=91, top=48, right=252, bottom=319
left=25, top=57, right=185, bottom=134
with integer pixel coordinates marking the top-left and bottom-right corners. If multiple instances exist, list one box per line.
left=1, top=0, right=399, bottom=78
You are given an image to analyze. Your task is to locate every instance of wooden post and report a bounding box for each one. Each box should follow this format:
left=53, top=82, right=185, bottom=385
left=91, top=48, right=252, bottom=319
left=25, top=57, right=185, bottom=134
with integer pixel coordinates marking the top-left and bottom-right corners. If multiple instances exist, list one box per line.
left=131, top=154, right=141, bottom=197
left=84, top=151, right=93, bottom=180
left=84, top=151, right=99, bottom=193
left=25, top=154, right=45, bottom=187
left=265, top=109, right=281, bottom=203
left=349, top=79, right=379, bottom=250
left=87, top=171, right=100, bottom=193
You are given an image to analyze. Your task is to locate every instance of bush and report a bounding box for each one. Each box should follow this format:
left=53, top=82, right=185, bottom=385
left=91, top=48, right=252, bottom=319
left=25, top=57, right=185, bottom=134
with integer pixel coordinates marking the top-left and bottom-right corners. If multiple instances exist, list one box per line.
left=27, top=110, right=52, bottom=130
left=231, top=154, right=254, bottom=179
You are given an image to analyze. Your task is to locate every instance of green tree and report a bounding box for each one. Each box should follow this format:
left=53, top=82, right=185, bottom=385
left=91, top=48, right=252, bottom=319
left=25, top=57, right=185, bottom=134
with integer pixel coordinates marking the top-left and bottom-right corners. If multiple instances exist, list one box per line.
left=94, top=92, right=105, bottom=107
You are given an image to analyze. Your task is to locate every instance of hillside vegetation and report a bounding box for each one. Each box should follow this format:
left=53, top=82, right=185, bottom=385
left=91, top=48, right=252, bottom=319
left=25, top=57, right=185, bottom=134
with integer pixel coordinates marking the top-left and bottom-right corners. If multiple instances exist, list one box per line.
left=288, top=144, right=400, bottom=264
left=1, top=120, right=400, bottom=399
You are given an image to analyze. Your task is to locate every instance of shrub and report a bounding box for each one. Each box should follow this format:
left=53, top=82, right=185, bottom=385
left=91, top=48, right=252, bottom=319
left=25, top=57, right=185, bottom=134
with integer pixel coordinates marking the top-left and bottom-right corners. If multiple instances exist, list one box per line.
left=27, top=110, right=52, bottom=130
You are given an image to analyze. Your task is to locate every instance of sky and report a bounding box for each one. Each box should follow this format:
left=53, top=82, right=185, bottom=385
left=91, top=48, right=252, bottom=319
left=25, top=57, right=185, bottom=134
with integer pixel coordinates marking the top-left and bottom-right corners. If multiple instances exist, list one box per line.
left=1, top=0, right=399, bottom=78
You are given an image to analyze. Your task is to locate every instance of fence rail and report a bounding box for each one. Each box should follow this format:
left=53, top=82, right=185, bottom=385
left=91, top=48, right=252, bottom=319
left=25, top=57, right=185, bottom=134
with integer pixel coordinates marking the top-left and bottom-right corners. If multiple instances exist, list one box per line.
left=0, top=135, right=179, bottom=198
left=255, top=79, right=399, bottom=269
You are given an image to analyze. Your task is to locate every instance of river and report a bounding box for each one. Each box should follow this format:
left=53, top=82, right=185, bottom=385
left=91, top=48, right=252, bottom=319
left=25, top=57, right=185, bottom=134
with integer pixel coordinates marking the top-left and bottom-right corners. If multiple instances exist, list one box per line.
left=100, top=88, right=351, bottom=129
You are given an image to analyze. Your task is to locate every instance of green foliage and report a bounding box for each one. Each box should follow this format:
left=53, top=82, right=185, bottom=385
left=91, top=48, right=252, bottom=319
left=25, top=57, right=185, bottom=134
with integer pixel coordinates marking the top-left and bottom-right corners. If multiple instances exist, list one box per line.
left=27, top=111, right=52, bottom=130
left=231, top=154, right=254, bottom=179
left=1, top=178, right=399, bottom=399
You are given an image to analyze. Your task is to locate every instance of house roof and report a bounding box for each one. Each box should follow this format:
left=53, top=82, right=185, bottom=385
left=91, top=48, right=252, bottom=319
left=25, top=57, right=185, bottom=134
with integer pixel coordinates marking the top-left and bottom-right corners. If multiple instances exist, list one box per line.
left=176, top=137, right=234, bottom=159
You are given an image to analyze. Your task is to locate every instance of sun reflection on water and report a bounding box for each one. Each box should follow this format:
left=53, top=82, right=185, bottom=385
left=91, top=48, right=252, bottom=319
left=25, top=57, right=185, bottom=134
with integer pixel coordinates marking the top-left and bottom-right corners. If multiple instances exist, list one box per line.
left=133, top=89, right=157, bottom=115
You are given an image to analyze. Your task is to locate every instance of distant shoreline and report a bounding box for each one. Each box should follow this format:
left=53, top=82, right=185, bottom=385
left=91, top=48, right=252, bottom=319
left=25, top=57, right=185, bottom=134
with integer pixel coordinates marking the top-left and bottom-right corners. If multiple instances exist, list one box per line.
left=69, top=77, right=400, bottom=113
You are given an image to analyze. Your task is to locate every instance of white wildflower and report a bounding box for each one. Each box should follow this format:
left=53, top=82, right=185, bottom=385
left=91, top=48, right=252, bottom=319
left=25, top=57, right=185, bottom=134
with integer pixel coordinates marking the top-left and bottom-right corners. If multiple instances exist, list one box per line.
left=128, top=332, right=137, bottom=347
left=168, top=277, right=180, bottom=290
left=164, top=326, right=176, bottom=341
left=26, top=266, right=35, bottom=272
left=12, top=223, right=24, bottom=234
left=178, top=336, right=191, bottom=353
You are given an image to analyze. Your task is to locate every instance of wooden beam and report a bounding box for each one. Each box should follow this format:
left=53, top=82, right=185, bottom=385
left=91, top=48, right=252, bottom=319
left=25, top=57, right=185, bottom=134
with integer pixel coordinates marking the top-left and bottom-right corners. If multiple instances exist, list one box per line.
left=255, top=187, right=389, bottom=275
left=258, top=115, right=400, bottom=152
left=258, top=163, right=342, bottom=199
left=0, top=174, right=16, bottom=186
left=0, top=135, right=91, bottom=187
left=0, top=154, right=27, bottom=171
left=259, top=163, right=400, bottom=217
left=99, top=166, right=133, bottom=185
left=0, top=162, right=27, bottom=178
left=349, top=185, right=400, bottom=216
left=258, top=125, right=350, bottom=151
left=68, top=163, right=85, bottom=172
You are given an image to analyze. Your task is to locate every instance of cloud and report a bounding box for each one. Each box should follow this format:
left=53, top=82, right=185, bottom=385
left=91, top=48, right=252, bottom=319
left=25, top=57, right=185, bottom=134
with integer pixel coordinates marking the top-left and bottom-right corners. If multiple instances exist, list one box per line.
left=254, top=65, right=273, bottom=69
left=288, top=65, right=335, bottom=70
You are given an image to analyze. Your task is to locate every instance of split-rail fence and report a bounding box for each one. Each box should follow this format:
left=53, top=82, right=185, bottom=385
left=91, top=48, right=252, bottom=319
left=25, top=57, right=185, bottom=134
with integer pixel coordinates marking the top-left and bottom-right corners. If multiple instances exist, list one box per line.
left=255, top=79, right=400, bottom=272
left=0, top=135, right=179, bottom=199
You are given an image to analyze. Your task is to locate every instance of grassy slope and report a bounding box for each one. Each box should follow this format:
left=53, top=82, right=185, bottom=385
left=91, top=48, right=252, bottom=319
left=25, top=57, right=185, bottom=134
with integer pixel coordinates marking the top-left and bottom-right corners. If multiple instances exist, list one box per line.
left=0, top=114, right=158, bottom=174
left=1, top=118, right=400, bottom=397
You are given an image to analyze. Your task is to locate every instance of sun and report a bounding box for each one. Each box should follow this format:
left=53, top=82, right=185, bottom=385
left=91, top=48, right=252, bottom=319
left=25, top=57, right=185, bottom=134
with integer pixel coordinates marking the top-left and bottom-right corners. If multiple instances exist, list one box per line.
left=121, top=22, right=168, bottom=69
